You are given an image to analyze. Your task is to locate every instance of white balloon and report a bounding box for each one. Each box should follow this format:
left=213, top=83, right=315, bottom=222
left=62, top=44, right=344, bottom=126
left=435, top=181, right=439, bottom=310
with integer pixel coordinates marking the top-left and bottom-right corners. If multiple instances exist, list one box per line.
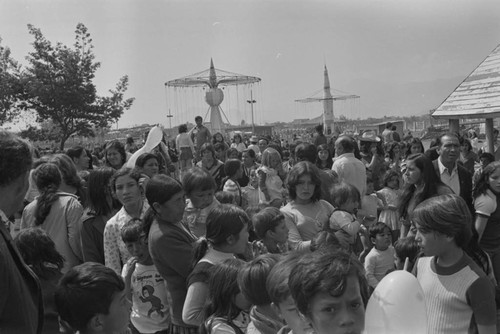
left=126, top=126, right=164, bottom=168
left=364, top=270, right=427, bottom=334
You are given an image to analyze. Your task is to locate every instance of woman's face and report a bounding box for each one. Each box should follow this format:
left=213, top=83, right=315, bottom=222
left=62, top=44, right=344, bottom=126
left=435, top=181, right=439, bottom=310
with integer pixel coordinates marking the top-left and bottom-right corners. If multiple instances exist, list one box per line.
left=114, top=175, right=142, bottom=208
left=202, top=150, right=213, bottom=162
left=269, top=154, right=281, bottom=169
left=215, top=134, right=223, bottom=142
left=107, top=148, right=123, bottom=168
left=410, top=144, right=422, bottom=155
left=460, top=143, right=470, bottom=154
left=295, top=174, right=316, bottom=204
left=318, top=149, right=329, bottom=162
left=404, top=160, right=422, bottom=186
left=242, top=152, right=254, bottom=166
left=142, top=158, right=159, bottom=178
left=488, top=167, right=500, bottom=193
left=234, top=136, right=241, bottom=143
left=76, top=150, right=90, bottom=170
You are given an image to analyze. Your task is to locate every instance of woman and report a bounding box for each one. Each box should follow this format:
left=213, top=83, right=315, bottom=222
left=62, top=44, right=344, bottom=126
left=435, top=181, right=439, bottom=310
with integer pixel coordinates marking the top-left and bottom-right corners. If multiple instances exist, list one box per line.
left=66, top=146, right=91, bottom=173
left=145, top=174, right=199, bottom=334
left=473, top=161, right=500, bottom=283
left=135, top=152, right=160, bottom=178
left=196, top=143, right=225, bottom=189
left=49, top=153, right=87, bottom=206
left=238, top=148, right=259, bottom=187
left=176, top=123, right=196, bottom=176
left=399, top=153, right=452, bottom=237
left=230, top=133, right=247, bottom=153
left=103, top=167, right=149, bottom=274
left=280, top=161, right=335, bottom=251
left=404, top=138, right=425, bottom=158
left=460, top=138, right=478, bottom=175
left=21, top=163, right=84, bottom=273
left=212, top=132, right=230, bottom=158
left=359, top=132, right=386, bottom=191
left=384, top=142, right=403, bottom=171
left=104, top=140, right=127, bottom=170
left=80, top=167, right=120, bottom=264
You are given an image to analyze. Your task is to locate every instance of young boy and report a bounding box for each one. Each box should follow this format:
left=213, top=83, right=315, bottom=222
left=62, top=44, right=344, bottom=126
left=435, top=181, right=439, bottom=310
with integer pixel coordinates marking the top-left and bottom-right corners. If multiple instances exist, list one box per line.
left=412, top=195, right=497, bottom=334
left=288, top=249, right=369, bottom=334
left=252, top=206, right=289, bottom=254
left=394, top=235, right=420, bottom=271
left=266, top=253, right=312, bottom=334
left=364, top=222, right=395, bottom=289
left=54, top=262, right=132, bottom=334
left=122, top=218, right=171, bottom=334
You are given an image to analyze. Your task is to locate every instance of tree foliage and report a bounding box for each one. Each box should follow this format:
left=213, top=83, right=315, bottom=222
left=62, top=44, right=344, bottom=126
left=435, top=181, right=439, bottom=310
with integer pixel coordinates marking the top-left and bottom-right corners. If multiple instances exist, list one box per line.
left=24, top=23, right=134, bottom=149
left=0, top=37, right=26, bottom=124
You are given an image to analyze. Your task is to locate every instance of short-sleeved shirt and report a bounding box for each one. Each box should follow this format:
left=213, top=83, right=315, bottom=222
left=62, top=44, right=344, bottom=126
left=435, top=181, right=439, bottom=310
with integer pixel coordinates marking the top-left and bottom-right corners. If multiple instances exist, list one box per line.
left=474, top=189, right=500, bottom=251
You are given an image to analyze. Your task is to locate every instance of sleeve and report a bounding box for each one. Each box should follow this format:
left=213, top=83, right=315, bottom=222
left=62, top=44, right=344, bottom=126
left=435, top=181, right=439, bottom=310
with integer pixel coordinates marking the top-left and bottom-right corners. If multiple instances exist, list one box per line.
left=80, top=217, right=104, bottom=264
left=104, top=218, right=122, bottom=275
left=474, top=194, right=496, bottom=217
left=282, top=209, right=311, bottom=252
left=66, top=198, right=84, bottom=261
left=182, top=281, right=209, bottom=326
left=364, top=251, right=379, bottom=288
left=466, top=277, right=497, bottom=326
left=175, top=135, right=180, bottom=150
left=210, top=321, right=238, bottom=334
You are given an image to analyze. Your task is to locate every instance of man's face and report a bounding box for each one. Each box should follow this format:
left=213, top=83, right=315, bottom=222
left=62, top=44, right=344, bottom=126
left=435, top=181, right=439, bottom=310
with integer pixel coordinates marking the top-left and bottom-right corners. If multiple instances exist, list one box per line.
left=195, top=118, right=202, bottom=126
left=438, top=135, right=460, bottom=165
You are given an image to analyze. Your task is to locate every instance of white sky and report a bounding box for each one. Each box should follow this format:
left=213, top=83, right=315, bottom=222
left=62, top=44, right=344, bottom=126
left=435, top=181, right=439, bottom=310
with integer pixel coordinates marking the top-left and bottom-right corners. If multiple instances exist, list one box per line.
left=1, top=0, right=500, bottom=129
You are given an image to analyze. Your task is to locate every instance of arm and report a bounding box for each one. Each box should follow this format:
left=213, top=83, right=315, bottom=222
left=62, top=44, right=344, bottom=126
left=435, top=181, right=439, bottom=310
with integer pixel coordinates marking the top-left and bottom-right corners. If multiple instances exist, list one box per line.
left=66, top=198, right=84, bottom=261
left=282, top=210, right=311, bottom=252
left=122, top=258, right=137, bottom=301
left=103, top=218, right=122, bottom=275
left=182, top=281, right=209, bottom=326
left=364, top=252, right=379, bottom=288
left=475, top=215, right=489, bottom=243
left=258, top=170, right=271, bottom=201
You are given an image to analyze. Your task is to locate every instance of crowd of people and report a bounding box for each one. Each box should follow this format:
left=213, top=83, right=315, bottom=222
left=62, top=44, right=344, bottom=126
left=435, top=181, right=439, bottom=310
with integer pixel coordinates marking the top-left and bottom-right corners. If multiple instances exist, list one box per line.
left=1, top=117, right=500, bottom=334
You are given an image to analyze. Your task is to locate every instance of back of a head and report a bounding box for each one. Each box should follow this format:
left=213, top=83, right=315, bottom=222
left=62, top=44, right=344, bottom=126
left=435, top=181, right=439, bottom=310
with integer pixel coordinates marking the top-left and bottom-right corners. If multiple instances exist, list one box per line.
left=295, top=142, right=317, bottom=163
left=145, top=174, right=183, bottom=207
left=55, top=262, right=125, bottom=332
left=337, top=136, right=354, bottom=153
left=205, top=204, right=249, bottom=245
left=87, top=167, right=117, bottom=215
left=266, top=252, right=302, bottom=304
left=0, top=131, right=32, bottom=188
left=238, top=254, right=281, bottom=306
left=182, top=167, right=216, bottom=195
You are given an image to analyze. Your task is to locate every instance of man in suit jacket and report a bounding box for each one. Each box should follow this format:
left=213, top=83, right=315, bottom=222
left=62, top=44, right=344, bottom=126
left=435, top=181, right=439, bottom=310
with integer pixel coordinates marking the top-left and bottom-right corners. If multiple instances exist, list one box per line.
left=432, top=133, right=473, bottom=213
left=0, top=131, right=43, bottom=334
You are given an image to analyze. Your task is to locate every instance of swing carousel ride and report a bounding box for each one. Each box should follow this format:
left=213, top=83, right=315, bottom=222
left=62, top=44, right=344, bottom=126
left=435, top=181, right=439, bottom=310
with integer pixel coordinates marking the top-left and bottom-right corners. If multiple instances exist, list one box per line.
left=164, top=59, right=261, bottom=134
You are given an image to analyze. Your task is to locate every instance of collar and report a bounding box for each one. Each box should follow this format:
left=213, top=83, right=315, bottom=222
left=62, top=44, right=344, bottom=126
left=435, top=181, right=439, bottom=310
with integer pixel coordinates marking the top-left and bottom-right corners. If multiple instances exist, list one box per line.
left=200, top=247, right=236, bottom=265
left=437, top=157, right=457, bottom=175
left=337, top=152, right=355, bottom=159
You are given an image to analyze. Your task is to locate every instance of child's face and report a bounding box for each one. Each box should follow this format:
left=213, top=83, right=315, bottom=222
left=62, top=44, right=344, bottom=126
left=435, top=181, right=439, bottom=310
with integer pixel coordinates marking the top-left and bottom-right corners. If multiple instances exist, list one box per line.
left=372, top=228, right=392, bottom=251
left=114, top=175, right=142, bottom=208
left=386, top=176, right=399, bottom=190
left=318, top=149, right=329, bottom=162
left=125, top=237, right=152, bottom=265
left=142, top=158, right=159, bottom=178
left=100, top=289, right=132, bottom=334
left=414, top=222, right=447, bottom=257
left=305, top=275, right=365, bottom=334
left=488, top=167, right=500, bottom=193
left=156, top=190, right=186, bottom=223
left=340, top=199, right=359, bottom=214
left=275, top=296, right=312, bottom=334
left=189, top=189, right=215, bottom=209
left=270, top=220, right=289, bottom=244
left=249, top=170, right=258, bottom=188
left=242, top=152, right=254, bottom=166
left=295, top=174, right=316, bottom=203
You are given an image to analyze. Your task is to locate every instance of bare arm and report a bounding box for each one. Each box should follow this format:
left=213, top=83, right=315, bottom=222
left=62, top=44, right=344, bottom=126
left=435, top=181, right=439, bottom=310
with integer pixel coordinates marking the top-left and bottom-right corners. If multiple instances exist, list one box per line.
left=475, top=215, right=489, bottom=243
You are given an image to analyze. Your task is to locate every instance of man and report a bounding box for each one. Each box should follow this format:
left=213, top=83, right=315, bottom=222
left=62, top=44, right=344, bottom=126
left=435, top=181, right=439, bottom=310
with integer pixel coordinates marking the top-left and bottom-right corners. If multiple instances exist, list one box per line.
left=381, top=122, right=394, bottom=143
left=313, top=124, right=327, bottom=147
left=295, top=142, right=336, bottom=205
left=332, top=135, right=367, bottom=196
left=248, top=135, right=260, bottom=156
left=189, top=116, right=211, bottom=161
left=258, top=137, right=269, bottom=155
left=432, top=133, right=473, bottom=212
left=0, top=131, right=43, bottom=333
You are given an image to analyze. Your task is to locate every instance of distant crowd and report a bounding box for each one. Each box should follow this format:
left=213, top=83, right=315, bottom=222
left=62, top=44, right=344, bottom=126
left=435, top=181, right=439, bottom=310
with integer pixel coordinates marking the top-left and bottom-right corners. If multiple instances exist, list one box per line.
left=1, top=117, right=500, bottom=334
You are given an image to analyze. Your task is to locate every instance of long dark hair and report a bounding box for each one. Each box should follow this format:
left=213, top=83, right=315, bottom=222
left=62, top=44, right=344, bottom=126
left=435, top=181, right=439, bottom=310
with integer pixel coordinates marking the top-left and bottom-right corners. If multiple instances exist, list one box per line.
left=398, top=153, right=445, bottom=219
left=473, top=161, right=500, bottom=199
left=200, top=258, right=246, bottom=334
left=86, top=167, right=120, bottom=216
left=34, top=163, right=62, bottom=226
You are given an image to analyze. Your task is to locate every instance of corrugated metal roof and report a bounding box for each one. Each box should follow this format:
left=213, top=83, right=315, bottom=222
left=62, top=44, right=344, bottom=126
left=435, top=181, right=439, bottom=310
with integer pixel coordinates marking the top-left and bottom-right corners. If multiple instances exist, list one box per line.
left=432, top=44, right=500, bottom=119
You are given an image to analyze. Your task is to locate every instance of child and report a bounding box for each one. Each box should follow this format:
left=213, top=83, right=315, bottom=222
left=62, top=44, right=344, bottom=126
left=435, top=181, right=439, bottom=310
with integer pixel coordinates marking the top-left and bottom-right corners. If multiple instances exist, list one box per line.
left=222, top=159, right=244, bottom=206
left=54, top=262, right=132, bottom=334
left=241, top=166, right=260, bottom=209
left=121, top=218, right=170, bottom=334
left=215, top=191, right=236, bottom=204
left=412, top=194, right=497, bottom=333
left=377, top=170, right=402, bottom=241
left=357, top=176, right=383, bottom=228
left=329, top=181, right=363, bottom=251
left=288, top=248, right=369, bottom=334
left=251, top=206, right=290, bottom=254
left=201, top=259, right=251, bottom=334
left=266, top=253, right=312, bottom=334
left=182, top=167, right=221, bottom=238
left=394, top=235, right=420, bottom=271
left=238, top=254, right=283, bottom=334
left=364, top=222, right=395, bottom=289
left=15, top=228, right=64, bottom=334
left=315, top=144, right=333, bottom=170
left=257, top=148, right=285, bottom=208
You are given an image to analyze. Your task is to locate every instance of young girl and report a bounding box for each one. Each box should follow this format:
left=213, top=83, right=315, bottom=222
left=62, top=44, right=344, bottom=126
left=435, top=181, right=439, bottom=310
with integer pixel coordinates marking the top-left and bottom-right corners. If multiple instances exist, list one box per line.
left=182, top=167, right=221, bottom=238
left=315, top=144, right=333, bottom=170
left=377, top=169, right=402, bottom=241
left=145, top=174, right=198, bottom=334
left=230, top=133, right=247, bottom=153
left=222, top=159, right=244, bottom=207
left=201, top=259, right=251, bottom=334
left=241, top=167, right=259, bottom=209
left=182, top=204, right=250, bottom=327
left=328, top=181, right=363, bottom=251
left=257, top=148, right=285, bottom=208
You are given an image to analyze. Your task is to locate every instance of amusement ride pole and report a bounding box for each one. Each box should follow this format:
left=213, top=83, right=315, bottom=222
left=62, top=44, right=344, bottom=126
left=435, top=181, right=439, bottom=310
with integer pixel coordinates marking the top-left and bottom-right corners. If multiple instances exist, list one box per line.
left=247, top=90, right=256, bottom=134
left=167, top=109, right=173, bottom=130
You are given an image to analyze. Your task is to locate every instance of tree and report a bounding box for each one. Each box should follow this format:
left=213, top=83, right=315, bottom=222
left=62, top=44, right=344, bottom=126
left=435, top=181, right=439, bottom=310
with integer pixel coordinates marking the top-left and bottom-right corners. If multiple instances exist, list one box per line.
left=0, top=37, right=26, bottom=124
left=24, top=23, right=134, bottom=150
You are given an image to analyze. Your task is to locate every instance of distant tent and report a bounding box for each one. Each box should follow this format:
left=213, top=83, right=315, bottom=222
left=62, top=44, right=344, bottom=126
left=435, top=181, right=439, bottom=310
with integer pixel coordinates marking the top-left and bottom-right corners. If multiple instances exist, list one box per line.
left=432, top=44, right=500, bottom=153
